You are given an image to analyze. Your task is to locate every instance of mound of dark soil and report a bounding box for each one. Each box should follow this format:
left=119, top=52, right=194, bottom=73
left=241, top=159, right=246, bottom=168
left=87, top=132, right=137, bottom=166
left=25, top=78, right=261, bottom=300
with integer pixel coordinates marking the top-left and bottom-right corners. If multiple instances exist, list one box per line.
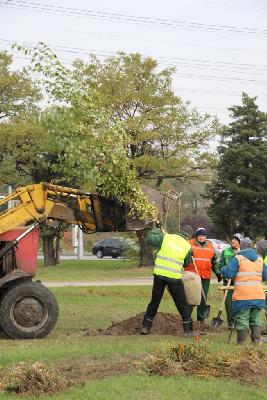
left=98, top=312, right=211, bottom=336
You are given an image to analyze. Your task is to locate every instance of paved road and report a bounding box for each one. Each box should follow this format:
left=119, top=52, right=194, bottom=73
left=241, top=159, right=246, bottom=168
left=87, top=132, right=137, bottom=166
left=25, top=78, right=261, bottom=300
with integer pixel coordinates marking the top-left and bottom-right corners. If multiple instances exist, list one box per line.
left=44, top=277, right=153, bottom=287
left=43, top=277, right=217, bottom=287
left=37, top=254, right=125, bottom=260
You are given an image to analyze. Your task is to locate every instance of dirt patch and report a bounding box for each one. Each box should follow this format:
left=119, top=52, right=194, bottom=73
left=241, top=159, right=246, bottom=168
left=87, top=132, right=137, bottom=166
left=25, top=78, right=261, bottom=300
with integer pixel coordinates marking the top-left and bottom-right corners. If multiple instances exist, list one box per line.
left=0, top=357, right=137, bottom=396
left=229, top=348, right=267, bottom=385
left=58, top=356, right=137, bottom=386
left=96, top=312, right=211, bottom=336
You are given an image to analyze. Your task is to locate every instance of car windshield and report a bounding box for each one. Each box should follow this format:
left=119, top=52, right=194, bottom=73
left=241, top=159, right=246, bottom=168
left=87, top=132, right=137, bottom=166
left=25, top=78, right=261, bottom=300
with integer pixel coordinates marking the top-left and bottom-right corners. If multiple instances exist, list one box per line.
left=210, top=239, right=226, bottom=244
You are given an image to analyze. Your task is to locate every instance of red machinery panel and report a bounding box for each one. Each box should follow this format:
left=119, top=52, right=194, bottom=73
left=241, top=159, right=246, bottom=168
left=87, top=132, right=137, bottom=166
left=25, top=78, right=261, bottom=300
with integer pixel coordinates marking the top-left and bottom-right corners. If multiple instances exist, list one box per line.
left=0, top=227, right=39, bottom=275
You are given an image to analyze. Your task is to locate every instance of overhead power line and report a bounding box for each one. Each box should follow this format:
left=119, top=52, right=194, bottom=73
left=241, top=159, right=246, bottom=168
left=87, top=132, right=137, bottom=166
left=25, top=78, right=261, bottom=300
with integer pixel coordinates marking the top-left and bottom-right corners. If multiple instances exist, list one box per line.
left=1, top=0, right=267, bottom=36
left=189, top=0, right=267, bottom=11
left=1, top=37, right=267, bottom=78
left=1, top=17, right=267, bottom=55
left=10, top=54, right=267, bottom=100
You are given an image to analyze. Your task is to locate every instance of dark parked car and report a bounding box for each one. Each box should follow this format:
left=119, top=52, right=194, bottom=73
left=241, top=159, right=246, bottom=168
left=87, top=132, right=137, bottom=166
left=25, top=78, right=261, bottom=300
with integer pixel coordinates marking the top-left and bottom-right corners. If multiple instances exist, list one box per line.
left=92, top=237, right=137, bottom=258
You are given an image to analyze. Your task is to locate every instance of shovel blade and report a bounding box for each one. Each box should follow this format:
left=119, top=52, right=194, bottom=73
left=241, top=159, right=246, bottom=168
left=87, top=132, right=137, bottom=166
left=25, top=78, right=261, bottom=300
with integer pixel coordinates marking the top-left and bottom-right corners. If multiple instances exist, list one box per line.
left=211, top=316, right=223, bottom=329
left=204, top=305, right=211, bottom=319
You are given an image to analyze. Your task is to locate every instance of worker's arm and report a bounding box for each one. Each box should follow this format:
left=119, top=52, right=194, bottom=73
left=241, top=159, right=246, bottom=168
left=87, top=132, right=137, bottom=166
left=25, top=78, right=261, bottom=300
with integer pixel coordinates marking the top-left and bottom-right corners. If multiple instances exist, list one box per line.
left=221, top=256, right=238, bottom=280
left=262, top=262, right=267, bottom=282
left=218, top=250, right=226, bottom=271
left=183, top=248, right=193, bottom=268
left=211, top=248, right=221, bottom=278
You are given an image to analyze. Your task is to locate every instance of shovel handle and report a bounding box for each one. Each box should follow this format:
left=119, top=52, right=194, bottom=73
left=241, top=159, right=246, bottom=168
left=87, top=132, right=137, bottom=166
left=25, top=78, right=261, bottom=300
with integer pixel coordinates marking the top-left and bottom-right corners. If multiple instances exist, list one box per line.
left=218, top=279, right=232, bottom=312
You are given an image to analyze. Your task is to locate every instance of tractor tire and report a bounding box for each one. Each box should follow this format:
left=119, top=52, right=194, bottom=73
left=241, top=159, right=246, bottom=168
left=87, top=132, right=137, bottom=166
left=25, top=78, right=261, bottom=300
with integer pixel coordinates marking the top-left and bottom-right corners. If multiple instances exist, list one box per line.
left=0, top=280, right=59, bottom=339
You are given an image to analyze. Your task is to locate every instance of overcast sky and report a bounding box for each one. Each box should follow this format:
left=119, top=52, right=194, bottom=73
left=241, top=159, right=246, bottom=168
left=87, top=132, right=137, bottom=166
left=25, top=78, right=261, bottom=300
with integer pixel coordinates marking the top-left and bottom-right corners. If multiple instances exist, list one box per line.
left=0, top=0, right=267, bottom=123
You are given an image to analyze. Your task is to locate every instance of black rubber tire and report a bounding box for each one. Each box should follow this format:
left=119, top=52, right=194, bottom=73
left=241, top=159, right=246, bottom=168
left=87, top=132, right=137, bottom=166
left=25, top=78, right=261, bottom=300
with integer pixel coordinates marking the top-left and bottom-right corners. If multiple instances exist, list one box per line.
left=96, top=249, right=103, bottom=258
left=112, top=254, right=118, bottom=258
left=0, top=281, right=59, bottom=339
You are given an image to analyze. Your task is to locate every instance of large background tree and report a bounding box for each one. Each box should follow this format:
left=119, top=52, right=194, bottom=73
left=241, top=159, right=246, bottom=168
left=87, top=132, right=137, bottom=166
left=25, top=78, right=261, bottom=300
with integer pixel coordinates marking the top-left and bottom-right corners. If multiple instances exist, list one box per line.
left=70, top=52, right=219, bottom=265
left=0, top=51, right=41, bottom=186
left=207, top=93, right=267, bottom=239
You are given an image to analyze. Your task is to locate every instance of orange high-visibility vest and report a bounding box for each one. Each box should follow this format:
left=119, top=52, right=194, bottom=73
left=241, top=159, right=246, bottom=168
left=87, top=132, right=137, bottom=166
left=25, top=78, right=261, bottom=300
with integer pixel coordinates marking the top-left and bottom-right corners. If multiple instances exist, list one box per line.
left=185, top=239, right=215, bottom=279
left=232, top=255, right=264, bottom=301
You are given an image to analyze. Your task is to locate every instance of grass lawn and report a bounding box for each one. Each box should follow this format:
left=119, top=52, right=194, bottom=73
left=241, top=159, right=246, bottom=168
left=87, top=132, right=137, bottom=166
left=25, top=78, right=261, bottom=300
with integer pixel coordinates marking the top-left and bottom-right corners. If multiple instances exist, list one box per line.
left=0, top=283, right=267, bottom=399
left=36, top=259, right=152, bottom=281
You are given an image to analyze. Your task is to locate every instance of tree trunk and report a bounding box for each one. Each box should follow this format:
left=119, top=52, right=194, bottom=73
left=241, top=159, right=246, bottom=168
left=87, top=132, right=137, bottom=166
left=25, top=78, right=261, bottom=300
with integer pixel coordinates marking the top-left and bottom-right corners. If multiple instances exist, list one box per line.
left=43, top=236, right=57, bottom=267
left=136, top=230, right=154, bottom=267
left=55, top=233, right=61, bottom=264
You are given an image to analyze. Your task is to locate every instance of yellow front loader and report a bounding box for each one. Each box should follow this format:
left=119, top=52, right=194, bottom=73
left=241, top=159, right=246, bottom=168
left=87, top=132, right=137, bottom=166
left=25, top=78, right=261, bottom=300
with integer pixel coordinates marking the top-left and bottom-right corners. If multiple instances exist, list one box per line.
left=0, top=182, right=149, bottom=339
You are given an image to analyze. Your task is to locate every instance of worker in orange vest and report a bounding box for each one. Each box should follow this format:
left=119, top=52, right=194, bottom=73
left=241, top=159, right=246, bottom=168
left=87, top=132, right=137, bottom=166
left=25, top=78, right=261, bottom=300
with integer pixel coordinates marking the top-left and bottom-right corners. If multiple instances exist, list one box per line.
left=184, top=227, right=220, bottom=324
left=222, top=237, right=267, bottom=344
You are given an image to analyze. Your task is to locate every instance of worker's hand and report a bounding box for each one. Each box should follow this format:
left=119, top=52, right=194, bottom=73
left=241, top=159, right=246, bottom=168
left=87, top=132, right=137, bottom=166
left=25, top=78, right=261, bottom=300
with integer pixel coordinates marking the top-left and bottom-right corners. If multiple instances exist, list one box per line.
left=216, top=273, right=223, bottom=283
left=155, top=221, right=165, bottom=233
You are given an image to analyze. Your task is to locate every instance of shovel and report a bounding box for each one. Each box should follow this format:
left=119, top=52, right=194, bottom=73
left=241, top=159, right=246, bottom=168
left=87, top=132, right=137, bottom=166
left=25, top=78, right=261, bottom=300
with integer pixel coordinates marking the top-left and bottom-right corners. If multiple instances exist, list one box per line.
left=191, top=257, right=210, bottom=319
left=211, top=279, right=231, bottom=329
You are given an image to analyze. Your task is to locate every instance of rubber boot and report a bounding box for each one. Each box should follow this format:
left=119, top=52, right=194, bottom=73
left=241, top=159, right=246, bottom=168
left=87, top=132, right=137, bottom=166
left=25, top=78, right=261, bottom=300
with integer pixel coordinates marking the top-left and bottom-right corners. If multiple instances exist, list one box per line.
left=183, top=320, right=199, bottom=338
left=228, top=320, right=235, bottom=330
left=251, top=326, right=267, bottom=344
left=237, top=329, right=247, bottom=344
left=140, top=316, right=153, bottom=335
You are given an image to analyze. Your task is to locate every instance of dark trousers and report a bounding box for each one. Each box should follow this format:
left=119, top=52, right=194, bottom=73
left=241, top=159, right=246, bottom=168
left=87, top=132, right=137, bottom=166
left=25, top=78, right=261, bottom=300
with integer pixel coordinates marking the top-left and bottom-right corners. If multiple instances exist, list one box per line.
left=223, top=279, right=235, bottom=326
left=144, top=275, right=192, bottom=325
left=197, top=279, right=210, bottom=321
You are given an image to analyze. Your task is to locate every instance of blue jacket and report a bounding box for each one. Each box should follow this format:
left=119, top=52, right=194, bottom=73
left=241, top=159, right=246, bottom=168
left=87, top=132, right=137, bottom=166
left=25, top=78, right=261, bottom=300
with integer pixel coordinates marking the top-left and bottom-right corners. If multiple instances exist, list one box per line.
left=221, top=248, right=267, bottom=312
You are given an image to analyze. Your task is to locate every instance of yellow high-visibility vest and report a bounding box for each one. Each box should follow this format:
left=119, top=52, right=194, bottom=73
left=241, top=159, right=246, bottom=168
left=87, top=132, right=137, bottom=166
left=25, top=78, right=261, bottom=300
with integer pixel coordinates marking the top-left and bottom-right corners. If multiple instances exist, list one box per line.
left=154, top=234, right=191, bottom=279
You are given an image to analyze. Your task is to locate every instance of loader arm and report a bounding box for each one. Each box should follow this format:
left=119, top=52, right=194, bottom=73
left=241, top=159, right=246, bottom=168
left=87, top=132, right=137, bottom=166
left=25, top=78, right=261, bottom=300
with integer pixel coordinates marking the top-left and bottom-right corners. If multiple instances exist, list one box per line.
left=0, top=182, right=127, bottom=234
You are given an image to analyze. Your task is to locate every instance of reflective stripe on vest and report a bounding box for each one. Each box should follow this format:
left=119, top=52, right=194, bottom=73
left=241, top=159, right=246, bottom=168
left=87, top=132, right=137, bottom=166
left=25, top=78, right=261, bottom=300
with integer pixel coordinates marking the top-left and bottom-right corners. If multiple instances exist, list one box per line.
left=236, top=271, right=262, bottom=277
left=232, top=255, right=264, bottom=301
left=154, top=234, right=191, bottom=279
left=156, top=255, right=183, bottom=266
left=184, top=239, right=215, bottom=279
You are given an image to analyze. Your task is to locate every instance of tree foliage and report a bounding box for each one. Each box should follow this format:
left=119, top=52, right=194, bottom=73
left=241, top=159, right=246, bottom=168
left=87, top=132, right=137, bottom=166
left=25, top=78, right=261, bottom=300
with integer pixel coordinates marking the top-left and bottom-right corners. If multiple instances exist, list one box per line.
left=71, top=52, right=219, bottom=185
left=17, top=44, right=158, bottom=220
left=0, top=51, right=40, bottom=121
left=207, top=93, right=267, bottom=238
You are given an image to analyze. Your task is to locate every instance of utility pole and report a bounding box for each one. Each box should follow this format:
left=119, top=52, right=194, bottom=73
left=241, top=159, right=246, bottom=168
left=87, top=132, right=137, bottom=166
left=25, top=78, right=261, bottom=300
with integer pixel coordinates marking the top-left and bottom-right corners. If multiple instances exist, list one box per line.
left=177, top=192, right=182, bottom=232
left=77, top=227, right=84, bottom=260
left=72, top=225, right=78, bottom=255
left=7, top=185, right=12, bottom=209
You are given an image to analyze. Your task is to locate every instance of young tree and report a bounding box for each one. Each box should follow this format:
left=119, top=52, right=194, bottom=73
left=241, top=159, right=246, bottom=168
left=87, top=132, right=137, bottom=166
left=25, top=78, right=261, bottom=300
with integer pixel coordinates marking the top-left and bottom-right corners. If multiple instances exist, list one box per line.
left=13, top=44, right=219, bottom=266
left=207, top=93, right=267, bottom=239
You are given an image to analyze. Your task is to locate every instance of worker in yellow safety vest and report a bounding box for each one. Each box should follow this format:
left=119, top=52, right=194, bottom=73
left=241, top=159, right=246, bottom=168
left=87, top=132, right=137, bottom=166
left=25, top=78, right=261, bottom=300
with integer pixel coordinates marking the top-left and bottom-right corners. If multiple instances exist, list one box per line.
left=140, top=225, right=197, bottom=338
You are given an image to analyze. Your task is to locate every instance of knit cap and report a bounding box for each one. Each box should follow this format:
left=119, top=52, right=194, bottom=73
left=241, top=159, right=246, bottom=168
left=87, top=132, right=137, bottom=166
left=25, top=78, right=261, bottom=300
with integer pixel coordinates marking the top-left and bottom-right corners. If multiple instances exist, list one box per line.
left=195, top=227, right=207, bottom=237
left=232, top=233, right=244, bottom=243
left=240, top=237, right=253, bottom=249
left=255, top=239, right=267, bottom=253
